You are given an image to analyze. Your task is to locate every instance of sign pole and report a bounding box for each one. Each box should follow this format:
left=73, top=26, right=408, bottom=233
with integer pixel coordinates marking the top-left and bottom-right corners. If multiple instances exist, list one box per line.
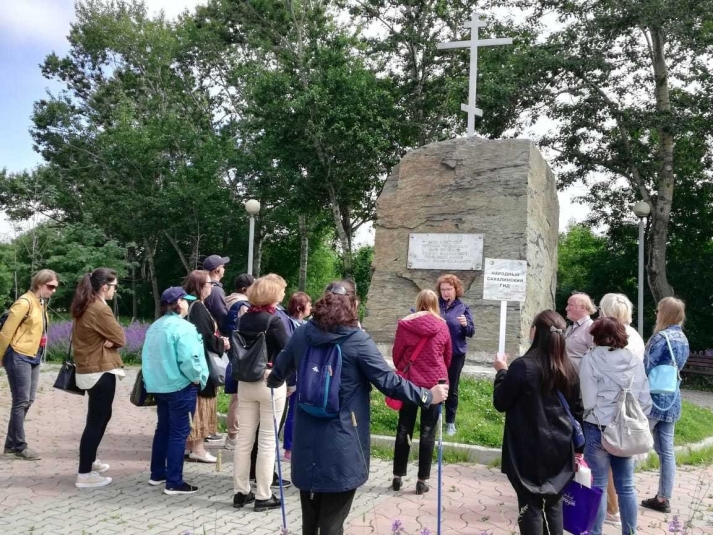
left=498, top=300, right=507, bottom=354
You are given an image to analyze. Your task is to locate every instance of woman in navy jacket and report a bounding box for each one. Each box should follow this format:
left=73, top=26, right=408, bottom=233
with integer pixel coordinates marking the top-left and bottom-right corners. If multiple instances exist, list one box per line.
left=436, top=274, right=475, bottom=436
left=267, top=280, right=449, bottom=535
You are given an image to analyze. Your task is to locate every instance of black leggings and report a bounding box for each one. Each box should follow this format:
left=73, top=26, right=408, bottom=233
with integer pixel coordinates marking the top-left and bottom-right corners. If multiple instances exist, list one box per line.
left=514, top=487, right=564, bottom=535
left=78, top=373, right=116, bottom=474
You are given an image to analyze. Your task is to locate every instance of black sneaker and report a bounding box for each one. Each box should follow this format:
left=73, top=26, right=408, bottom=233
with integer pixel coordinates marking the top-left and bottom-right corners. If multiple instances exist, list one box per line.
left=164, top=483, right=198, bottom=495
left=641, top=496, right=671, bottom=513
left=233, top=491, right=255, bottom=508
left=254, top=494, right=281, bottom=512
left=205, top=434, right=223, bottom=442
left=392, top=477, right=402, bottom=491
left=271, top=477, right=292, bottom=489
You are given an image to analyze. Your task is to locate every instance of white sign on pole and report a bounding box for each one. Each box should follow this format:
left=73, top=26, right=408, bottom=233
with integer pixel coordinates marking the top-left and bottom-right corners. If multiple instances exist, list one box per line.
left=482, top=258, right=528, bottom=353
left=483, top=258, right=527, bottom=302
left=407, top=233, right=484, bottom=271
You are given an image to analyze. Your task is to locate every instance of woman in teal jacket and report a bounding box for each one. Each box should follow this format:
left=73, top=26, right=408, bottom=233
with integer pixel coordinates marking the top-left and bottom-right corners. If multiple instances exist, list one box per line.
left=142, top=287, right=208, bottom=496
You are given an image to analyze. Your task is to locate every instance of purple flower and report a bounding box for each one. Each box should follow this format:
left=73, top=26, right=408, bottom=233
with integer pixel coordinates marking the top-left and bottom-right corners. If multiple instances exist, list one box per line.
left=47, top=320, right=73, bottom=350
left=391, top=519, right=404, bottom=534
left=420, top=528, right=432, bottom=535
left=669, top=515, right=683, bottom=533
left=121, top=320, right=149, bottom=357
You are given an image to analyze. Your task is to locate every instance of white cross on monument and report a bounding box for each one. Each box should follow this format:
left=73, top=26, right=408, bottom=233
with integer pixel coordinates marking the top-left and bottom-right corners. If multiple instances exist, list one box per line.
left=437, top=12, right=513, bottom=137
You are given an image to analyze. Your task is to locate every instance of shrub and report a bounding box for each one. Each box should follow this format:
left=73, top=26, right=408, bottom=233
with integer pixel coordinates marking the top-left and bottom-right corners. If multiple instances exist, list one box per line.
left=46, top=319, right=148, bottom=363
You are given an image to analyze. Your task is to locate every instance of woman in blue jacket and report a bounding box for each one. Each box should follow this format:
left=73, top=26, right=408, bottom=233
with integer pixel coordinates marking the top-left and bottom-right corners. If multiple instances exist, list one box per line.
left=436, top=274, right=475, bottom=436
left=641, top=297, right=689, bottom=514
left=267, top=280, right=449, bottom=535
left=142, top=287, right=208, bottom=496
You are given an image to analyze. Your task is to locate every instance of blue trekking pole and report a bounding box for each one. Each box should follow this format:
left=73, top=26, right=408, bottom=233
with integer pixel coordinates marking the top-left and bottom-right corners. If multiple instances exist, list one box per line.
left=437, top=379, right=447, bottom=535
left=271, top=388, right=288, bottom=533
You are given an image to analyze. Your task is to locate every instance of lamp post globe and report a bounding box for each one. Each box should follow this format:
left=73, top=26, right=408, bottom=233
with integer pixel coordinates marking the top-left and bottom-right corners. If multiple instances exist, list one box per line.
left=245, top=199, right=261, bottom=216
left=633, top=201, right=650, bottom=219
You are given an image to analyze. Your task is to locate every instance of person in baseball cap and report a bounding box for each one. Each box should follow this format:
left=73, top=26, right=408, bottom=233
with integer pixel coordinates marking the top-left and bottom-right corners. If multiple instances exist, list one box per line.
left=160, top=287, right=197, bottom=305
left=203, top=255, right=230, bottom=272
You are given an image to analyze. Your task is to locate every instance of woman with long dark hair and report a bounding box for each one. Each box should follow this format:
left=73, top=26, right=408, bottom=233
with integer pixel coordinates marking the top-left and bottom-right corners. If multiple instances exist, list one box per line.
left=493, top=310, right=583, bottom=535
left=184, top=270, right=227, bottom=463
left=71, top=268, right=126, bottom=489
left=267, top=280, right=448, bottom=535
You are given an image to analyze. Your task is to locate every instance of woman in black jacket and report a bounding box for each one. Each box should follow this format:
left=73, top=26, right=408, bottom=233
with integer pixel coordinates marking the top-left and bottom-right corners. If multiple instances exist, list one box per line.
left=184, top=270, right=228, bottom=464
left=232, top=275, right=289, bottom=512
left=267, top=280, right=449, bottom=535
left=493, top=310, right=583, bottom=535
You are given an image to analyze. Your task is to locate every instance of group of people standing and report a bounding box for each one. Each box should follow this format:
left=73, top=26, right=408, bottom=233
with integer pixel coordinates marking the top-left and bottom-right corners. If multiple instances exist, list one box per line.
left=0, top=263, right=692, bottom=535
left=495, top=291, right=690, bottom=535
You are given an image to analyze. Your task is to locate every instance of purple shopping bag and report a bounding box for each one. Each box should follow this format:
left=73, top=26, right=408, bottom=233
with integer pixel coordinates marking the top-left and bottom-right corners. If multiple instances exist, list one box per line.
left=562, top=480, right=604, bottom=535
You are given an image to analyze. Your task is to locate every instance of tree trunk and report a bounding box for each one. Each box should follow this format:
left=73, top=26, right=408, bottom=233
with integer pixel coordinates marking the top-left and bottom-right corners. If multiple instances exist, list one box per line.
left=131, top=262, right=138, bottom=322
left=164, top=231, right=191, bottom=273
left=143, top=237, right=161, bottom=319
left=647, top=28, right=675, bottom=302
left=298, top=214, right=309, bottom=291
left=254, top=224, right=264, bottom=278
left=326, top=183, right=353, bottom=276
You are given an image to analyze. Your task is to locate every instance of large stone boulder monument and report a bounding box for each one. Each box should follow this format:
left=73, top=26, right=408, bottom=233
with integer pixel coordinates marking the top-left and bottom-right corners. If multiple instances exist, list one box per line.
left=363, top=137, right=559, bottom=364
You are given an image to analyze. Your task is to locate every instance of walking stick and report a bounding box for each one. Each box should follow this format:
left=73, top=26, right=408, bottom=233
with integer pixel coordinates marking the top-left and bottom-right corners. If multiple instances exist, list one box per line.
left=437, top=379, right=446, bottom=535
left=271, top=388, right=288, bottom=533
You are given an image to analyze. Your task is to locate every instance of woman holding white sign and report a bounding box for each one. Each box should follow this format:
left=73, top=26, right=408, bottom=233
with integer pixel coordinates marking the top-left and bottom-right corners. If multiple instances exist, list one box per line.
left=436, top=274, right=474, bottom=436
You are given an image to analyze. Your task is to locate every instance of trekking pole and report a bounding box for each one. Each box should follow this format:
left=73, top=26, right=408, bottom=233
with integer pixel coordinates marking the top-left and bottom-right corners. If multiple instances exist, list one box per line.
left=271, top=387, right=288, bottom=533
left=437, top=379, right=447, bottom=535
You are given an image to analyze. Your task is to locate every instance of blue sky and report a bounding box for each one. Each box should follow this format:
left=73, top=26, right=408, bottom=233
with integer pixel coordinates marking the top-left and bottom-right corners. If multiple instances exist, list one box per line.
left=0, top=0, right=586, bottom=236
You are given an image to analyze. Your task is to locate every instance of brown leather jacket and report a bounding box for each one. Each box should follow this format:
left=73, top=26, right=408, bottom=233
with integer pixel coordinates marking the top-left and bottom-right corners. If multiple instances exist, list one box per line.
left=73, top=299, right=126, bottom=373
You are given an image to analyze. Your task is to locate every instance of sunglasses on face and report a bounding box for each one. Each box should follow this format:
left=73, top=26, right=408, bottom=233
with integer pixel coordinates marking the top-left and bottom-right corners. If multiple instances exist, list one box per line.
left=107, top=283, right=118, bottom=288
left=46, top=283, right=58, bottom=291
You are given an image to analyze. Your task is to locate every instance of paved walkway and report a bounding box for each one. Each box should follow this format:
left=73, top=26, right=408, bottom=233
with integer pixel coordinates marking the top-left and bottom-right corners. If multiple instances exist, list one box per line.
left=0, top=366, right=711, bottom=534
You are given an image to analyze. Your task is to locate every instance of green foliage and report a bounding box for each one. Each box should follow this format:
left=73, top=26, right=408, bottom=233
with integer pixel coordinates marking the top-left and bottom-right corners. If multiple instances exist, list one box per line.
left=675, top=401, right=713, bottom=446
left=351, top=245, right=373, bottom=303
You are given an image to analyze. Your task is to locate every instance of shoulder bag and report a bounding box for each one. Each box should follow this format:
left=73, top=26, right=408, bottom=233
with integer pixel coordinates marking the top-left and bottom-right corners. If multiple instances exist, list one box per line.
left=130, top=369, right=157, bottom=406
left=385, top=337, right=429, bottom=411
left=188, top=301, right=230, bottom=387
left=53, top=332, right=85, bottom=396
left=647, top=331, right=681, bottom=411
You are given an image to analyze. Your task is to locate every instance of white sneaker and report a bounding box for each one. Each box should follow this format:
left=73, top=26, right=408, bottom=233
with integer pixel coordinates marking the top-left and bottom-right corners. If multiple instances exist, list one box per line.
left=92, top=459, right=110, bottom=473
left=224, top=437, right=237, bottom=450
left=76, top=471, right=112, bottom=489
left=604, top=512, right=621, bottom=527
left=446, top=423, right=456, bottom=436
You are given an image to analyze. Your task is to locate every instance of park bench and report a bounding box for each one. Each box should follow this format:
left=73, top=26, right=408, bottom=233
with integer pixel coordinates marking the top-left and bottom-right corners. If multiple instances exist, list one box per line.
left=683, top=350, right=713, bottom=376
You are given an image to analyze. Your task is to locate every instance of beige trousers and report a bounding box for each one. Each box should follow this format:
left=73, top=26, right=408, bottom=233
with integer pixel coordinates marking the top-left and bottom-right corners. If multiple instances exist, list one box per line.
left=227, top=394, right=239, bottom=440
left=233, top=380, right=286, bottom=500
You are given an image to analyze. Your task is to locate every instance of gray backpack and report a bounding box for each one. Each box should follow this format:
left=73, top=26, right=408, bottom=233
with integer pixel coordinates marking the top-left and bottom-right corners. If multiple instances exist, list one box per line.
left=599, top=374, right=653, bottom=457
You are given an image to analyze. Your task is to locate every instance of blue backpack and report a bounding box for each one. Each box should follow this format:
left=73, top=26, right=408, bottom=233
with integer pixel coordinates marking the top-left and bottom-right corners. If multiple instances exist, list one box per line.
left=296, top=331, right=358, bottom=419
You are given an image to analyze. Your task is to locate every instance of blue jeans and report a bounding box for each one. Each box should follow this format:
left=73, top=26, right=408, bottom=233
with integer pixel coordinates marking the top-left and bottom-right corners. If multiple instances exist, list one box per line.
left=3, top=349, right=41, bottom=453
left=151, top=384, right=198, bottom=489
left=584, top=423, right=637, bottom=535
left=651, top=419, right=676, bottom=499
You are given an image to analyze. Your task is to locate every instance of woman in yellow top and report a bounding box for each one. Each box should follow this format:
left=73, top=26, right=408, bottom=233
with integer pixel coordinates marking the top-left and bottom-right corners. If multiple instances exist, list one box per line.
left=0, top=269, right=58, bottom=461
left=70, top=268, right=126, bottom=489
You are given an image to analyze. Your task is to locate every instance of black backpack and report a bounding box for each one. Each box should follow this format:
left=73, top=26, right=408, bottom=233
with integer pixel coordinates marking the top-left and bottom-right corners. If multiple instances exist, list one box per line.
left=0, top=297, right=31, bottom=334
left=229, top=315, right=277, bottom=382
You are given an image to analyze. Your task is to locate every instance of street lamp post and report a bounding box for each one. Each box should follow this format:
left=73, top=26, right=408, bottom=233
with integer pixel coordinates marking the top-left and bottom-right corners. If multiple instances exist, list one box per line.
left=245, top=199, right=261, bottom=275
left=633, top=201, right=651, bottom=337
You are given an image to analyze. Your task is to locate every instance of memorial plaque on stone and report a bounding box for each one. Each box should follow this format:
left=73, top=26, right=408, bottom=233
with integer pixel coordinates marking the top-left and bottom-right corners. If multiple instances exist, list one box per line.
left=407, top=233, right=484, bottom=271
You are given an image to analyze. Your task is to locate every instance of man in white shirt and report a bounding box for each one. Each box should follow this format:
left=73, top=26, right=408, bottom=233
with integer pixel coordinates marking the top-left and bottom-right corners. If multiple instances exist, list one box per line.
left=565, top=292, right=596, bottom=370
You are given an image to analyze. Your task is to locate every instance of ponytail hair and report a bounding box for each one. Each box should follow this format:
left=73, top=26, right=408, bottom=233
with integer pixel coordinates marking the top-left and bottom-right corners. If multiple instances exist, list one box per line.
left=70, top=268, right=118, bottom=319
left=526, top=309, right=578, bottom=398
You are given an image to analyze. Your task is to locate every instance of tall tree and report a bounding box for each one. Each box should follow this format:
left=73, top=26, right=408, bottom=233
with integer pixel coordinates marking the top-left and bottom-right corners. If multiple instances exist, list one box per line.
left=503, top=0, right=713, bottom=302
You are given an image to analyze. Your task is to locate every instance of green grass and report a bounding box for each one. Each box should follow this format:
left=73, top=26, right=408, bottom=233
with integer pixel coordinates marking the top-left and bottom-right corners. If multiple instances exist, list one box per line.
left=370, top=377, right=505, bottom=447
left=637, top=445, right=713, bottom=471
left=215, top=379, right=713, bottom=450
left=675, top=401, right=713, bottom=445
left=370, top=443, right=471, bottom=464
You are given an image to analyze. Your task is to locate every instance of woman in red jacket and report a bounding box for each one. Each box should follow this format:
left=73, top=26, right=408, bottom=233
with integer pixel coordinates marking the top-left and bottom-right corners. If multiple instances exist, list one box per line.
left=391, top=289, right=451, bottom=495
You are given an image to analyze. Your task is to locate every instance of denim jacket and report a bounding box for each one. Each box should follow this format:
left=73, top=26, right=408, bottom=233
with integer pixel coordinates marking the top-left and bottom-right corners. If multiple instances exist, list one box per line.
left=644, top=325, right=689, bottom=422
